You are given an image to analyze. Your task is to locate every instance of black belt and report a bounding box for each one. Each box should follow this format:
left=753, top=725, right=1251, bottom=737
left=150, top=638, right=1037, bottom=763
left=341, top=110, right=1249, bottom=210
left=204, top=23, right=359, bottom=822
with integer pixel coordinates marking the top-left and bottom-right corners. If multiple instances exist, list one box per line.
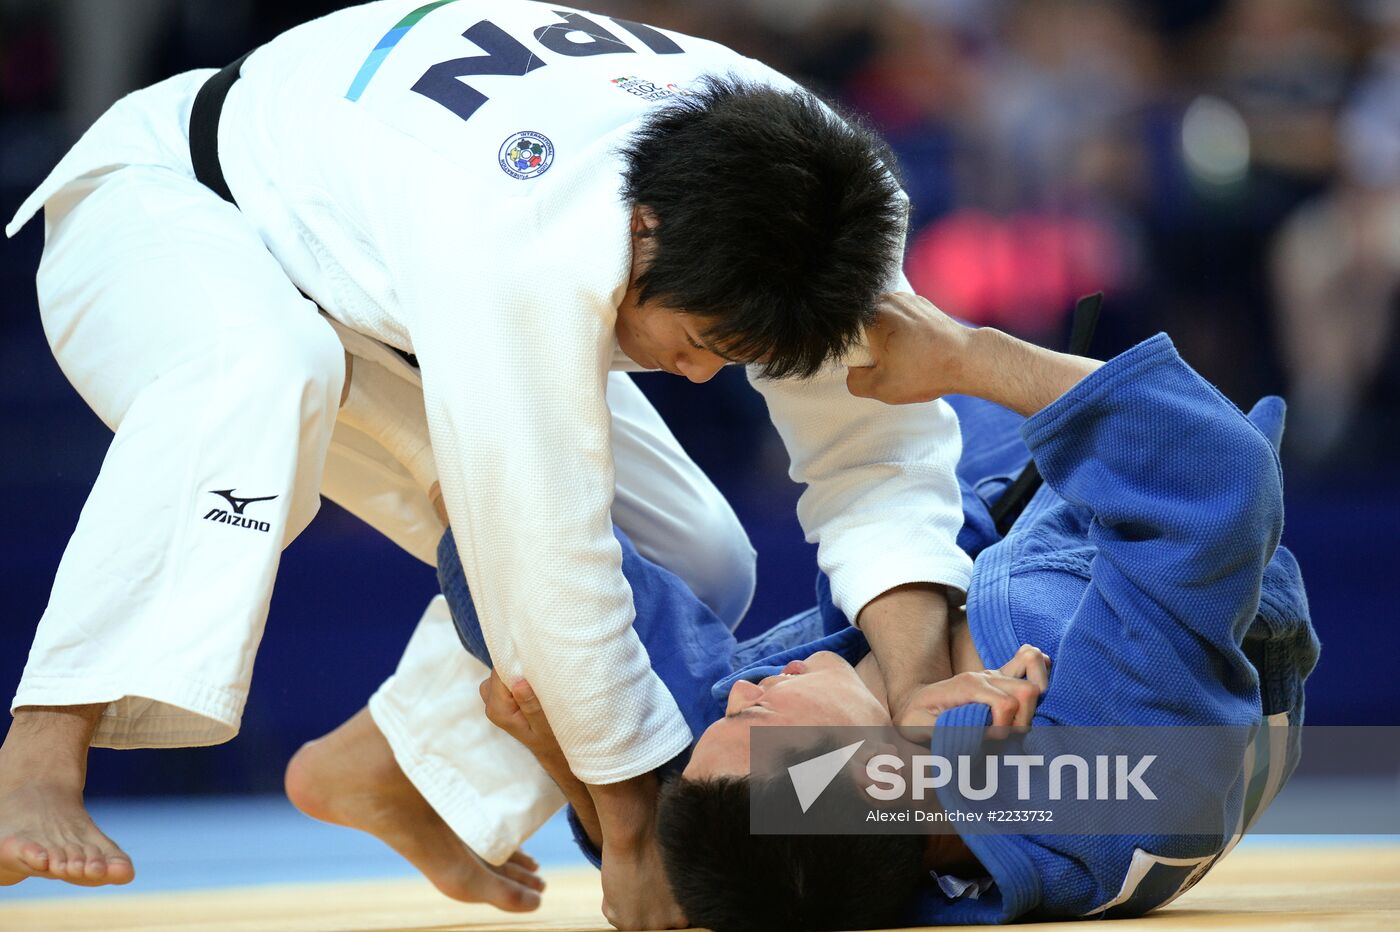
left=192, top=60, right=427, bottom=373
left=190, top=51, right=252, bottom=207
left=987, top=292, right=1103, bottom=536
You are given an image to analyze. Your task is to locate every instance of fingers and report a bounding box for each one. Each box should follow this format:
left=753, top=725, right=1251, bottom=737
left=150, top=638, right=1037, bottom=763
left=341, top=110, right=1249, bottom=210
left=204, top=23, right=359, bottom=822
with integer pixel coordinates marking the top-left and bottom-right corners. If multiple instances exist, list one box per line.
left=968, top=675, right=1022, bottom=730
left=898, top=670, right=1044, bottom=732
left=999, top=643, right=1052, bottom=692
left=480, top=670, right=523, bottom=732
left=845, top=363, right=881, bottom=399
left=511, top=680, right=555, bottom=742
left=1002, top=677, right=1042, bottom=729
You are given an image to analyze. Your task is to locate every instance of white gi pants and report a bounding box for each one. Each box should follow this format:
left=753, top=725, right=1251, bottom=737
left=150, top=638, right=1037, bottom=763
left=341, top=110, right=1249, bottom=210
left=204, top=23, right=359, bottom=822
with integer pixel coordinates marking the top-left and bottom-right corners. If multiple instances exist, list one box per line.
left=18, top=164, right=345, bottom=747
left=18, top=162, right=756, bottom=862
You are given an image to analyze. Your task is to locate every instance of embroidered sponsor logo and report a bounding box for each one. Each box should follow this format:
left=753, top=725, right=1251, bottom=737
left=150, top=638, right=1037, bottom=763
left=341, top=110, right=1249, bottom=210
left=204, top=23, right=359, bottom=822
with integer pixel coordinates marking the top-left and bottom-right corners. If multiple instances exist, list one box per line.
left=610, top=75, right=680, bottom=102
left=203, top=489, right=277, bottom=533
left=498, top=131, right=555, bottom=180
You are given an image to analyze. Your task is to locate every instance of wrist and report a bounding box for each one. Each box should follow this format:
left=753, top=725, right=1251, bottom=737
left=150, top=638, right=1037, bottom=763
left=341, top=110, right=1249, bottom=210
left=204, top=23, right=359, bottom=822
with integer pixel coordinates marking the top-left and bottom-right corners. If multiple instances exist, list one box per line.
left=591, top=773, right=659, bottom=851
left=958, top=327, right=1017, bottom=404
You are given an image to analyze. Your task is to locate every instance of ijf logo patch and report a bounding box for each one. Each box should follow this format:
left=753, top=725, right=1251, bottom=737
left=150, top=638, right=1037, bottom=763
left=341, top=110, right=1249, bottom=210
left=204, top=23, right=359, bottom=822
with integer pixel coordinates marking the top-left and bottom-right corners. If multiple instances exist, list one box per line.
left=499, top=132, right=555, bottom=181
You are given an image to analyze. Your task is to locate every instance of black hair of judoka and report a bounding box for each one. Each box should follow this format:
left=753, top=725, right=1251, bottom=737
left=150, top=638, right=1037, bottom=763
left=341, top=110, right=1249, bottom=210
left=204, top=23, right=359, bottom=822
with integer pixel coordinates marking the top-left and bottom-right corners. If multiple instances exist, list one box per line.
left=656, top=772, right=927, bottom=931
left=621, top=75, right=906, bottom=380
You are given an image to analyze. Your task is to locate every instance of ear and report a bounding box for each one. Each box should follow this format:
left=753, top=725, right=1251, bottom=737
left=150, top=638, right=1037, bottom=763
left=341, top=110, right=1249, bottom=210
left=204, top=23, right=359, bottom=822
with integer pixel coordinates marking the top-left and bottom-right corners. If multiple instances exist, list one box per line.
left=632, top=204, right=661, bottom=236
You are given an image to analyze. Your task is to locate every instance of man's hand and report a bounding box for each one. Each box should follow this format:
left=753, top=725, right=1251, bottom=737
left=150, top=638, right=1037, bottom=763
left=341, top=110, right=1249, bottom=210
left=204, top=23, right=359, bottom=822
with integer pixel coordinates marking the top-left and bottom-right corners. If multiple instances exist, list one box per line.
left=997, top=642, right=1052, bottom=693
left=598, top=830, right=689, bottom=931
left=481, top=671, right=606, bottom=850
left=897, top=644, right=1052, bottom=732
left=589, top=774, right=688, bottom=931
left=480, top=671, right=568, bottom=773
left=480, top=672, right=687, bottom=930
left=847, top=293, right=973, bottom=405
left=848, top=292, right=1102, bottom=415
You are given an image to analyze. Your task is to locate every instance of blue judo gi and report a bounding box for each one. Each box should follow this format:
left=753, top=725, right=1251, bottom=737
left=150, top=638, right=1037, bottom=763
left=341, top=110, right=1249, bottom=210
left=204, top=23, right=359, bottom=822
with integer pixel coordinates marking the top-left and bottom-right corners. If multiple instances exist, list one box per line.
left=440, top=334, right=1319, bottom=924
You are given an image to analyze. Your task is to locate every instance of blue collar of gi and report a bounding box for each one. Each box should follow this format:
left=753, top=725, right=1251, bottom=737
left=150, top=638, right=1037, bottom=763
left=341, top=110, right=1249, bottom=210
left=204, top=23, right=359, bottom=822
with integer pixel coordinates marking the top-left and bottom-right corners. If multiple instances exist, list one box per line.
left=709, top=625, right=872, bottom=703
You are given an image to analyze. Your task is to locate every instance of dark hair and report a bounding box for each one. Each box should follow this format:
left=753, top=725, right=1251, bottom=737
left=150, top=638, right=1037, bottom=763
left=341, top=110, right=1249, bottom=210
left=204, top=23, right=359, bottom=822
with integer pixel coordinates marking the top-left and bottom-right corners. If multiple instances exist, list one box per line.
left=621, top=76, right=907, bottom=380
left=656, top=774, right=927, bottom=932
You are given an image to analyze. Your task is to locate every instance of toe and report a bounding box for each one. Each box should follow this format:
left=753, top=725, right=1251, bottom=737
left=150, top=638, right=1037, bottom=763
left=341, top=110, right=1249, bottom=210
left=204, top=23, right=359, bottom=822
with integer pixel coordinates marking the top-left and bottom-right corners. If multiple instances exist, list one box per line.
left=104, top=855, right=135, bottom=885
left=508, top=849, right=539, bottom=872
left=18, top=840, right=51, bottom=873
left=1, top=835, right=50, bottom=873
left=494, top=881, right=542, bottom=913
left=480, top=864, right=543, bottom=912
left=437, top=857, right=542, bottom=912
left=61, top=844, right=89, bottom=882
left=83, top=850, right=108, bottom=882
left=499, top=860, right=546, bottom=892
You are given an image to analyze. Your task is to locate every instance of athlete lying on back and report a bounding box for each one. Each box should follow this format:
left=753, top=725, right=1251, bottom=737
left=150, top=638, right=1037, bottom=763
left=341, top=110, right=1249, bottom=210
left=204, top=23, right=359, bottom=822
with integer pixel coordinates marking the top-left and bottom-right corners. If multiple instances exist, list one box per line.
left=446, top=294, right=1318, bottom=930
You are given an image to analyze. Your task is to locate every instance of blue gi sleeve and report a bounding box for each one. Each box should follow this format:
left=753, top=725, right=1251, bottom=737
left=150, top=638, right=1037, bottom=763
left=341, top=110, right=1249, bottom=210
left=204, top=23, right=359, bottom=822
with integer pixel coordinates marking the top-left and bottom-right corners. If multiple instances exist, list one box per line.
left=1021, top=332, right=1284, bottom=726
left=921, top=335, right=1291, bottom=926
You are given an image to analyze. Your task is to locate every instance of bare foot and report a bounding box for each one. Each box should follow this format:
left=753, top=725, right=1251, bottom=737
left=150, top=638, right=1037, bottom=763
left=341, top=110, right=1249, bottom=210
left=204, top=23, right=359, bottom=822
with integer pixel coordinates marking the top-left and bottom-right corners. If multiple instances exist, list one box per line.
left=286, top=707, right=544, bottom=911
left=0, top=706, right=134, bottom=887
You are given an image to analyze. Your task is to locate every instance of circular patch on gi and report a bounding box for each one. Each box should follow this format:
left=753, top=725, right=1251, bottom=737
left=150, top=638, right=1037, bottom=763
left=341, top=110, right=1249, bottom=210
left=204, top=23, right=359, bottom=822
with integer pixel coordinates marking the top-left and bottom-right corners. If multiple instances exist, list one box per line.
left=499, top=131, right=555, bottom=181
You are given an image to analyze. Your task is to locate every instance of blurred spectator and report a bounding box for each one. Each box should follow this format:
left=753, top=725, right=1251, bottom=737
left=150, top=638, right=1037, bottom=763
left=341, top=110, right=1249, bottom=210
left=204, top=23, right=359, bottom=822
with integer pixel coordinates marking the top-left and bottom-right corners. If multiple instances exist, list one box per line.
left=1271, top=6, right=1400, bottom=466
left=1198, top=0, right=1355, bottom=182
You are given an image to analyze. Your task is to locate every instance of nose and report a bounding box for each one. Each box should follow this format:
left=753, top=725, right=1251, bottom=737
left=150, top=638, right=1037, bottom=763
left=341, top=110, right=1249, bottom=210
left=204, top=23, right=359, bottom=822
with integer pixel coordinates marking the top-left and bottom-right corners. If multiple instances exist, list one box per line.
left=725, top=679, right=764, bottom=716
left=675, top=351, right=726, bottom=384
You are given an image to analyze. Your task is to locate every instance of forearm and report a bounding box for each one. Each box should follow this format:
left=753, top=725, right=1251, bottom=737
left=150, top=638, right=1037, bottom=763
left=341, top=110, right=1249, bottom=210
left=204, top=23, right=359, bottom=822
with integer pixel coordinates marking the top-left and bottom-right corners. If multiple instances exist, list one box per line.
left=958, top=327, right=1103, bottom=417
left=857, top=583, right=953, bottom=712
left=588, top=773, right=661, bottom=852
left=533, top=748, right=604, bottom=850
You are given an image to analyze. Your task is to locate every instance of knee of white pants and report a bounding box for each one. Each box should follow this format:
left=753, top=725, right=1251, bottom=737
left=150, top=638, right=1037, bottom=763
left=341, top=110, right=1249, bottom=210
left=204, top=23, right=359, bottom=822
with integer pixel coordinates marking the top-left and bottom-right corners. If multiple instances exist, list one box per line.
left=227, top=314, right=345, bottom=536
left=684, top=503, right=757, bottom=630
left=247, top=314, right=345, bottom=419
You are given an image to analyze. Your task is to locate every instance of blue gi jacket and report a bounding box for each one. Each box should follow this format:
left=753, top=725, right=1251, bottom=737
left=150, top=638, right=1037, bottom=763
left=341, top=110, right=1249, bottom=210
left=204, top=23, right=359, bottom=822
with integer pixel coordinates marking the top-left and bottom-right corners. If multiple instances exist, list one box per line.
left=440, top=334, right=1319, bottom=924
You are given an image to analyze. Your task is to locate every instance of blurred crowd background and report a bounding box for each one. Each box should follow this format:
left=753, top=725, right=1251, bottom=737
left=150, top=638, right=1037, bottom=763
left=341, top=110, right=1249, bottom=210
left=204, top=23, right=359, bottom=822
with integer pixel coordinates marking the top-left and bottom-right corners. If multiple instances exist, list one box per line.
left=2, top=0, right=1396, bottom=798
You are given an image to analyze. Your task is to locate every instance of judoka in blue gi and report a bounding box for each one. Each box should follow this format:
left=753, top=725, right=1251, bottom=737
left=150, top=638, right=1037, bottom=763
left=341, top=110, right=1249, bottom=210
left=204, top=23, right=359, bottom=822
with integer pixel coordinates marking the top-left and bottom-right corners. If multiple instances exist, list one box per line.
left=443, top=293, right=1319, bottom=931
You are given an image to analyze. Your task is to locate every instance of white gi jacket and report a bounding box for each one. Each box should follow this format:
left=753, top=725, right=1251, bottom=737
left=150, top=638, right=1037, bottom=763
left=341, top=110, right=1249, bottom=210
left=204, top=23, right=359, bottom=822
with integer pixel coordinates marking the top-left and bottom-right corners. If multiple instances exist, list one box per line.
left=8, top=0, right=971, bottom=788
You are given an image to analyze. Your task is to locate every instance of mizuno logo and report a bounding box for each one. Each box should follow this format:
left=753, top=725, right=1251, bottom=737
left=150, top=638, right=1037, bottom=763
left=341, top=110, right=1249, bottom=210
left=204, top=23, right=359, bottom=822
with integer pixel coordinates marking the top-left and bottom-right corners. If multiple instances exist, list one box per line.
left=203, top=489, right=278, bottom=533
left=210, top=489, right=278, bottom=515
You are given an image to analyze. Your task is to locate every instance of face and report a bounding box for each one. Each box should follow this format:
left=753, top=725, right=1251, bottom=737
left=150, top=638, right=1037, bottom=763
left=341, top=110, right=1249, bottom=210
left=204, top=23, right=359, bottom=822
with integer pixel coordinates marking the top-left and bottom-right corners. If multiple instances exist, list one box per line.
left=683, top=650, right=893, bottom=780
left=615, top=297, right=730, bottom=383
left=615, top=206, right=731, bottom=384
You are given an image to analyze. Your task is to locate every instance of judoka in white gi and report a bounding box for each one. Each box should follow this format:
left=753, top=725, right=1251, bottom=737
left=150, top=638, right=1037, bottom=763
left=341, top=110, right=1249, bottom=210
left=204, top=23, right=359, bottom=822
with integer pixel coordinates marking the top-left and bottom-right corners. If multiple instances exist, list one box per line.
left=0, top=3, right=972, bottom=926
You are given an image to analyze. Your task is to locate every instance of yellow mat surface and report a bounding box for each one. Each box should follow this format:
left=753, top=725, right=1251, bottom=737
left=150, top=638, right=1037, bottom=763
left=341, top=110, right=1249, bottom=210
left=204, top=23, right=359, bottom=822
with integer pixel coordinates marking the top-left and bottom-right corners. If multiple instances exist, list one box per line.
left=2, top=845, right=1397, bottom=931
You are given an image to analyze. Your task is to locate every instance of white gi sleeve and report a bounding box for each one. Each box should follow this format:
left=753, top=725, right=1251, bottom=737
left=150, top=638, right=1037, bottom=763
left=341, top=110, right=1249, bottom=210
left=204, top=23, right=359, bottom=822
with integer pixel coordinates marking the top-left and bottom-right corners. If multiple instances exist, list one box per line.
left=386, top=179, right=691, bottom=784
left=749, top=268, right=974, bottom=622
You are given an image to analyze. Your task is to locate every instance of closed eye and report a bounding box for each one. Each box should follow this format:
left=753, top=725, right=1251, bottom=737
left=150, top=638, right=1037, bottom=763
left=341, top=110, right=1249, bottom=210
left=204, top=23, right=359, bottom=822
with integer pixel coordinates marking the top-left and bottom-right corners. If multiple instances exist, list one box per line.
left=686, top=330, right=744, bottom=364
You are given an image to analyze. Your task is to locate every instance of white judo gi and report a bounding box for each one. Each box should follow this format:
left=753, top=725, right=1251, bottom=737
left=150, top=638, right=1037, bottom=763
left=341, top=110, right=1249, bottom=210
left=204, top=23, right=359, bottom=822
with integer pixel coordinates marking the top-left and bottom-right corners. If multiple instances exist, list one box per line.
left=5, top=0, right=973, bottom=864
